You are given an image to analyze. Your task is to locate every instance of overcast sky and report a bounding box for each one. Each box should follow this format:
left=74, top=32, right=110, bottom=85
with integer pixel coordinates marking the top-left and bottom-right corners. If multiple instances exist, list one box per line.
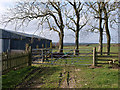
left=0, top=0, right=119, bottom=43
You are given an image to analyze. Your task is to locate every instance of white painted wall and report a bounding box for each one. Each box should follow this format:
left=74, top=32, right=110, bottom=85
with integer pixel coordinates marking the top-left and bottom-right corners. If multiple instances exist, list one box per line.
left=0, top=39, right=2, bottom=53
left=0, top=39, right=2, bottom=76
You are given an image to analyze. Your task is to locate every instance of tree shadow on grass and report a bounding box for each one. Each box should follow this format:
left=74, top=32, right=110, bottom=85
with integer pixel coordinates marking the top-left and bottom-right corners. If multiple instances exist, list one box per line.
left=16, top=66, right=62, bottom=88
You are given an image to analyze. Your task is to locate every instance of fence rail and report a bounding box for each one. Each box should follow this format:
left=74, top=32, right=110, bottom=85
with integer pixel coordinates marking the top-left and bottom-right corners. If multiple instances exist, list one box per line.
left=2, top=47, right=118, bottom=74
left=96, top=52, right=118, bottom=54
left=97, top=55, right=118, bottom=58
left=31, top=48, right=93, bottom=66
left=2, top=53, right=29, bottom=74
left=93, top=47, right=119, bottom=66
left=2, top=47, right=33, bottom=74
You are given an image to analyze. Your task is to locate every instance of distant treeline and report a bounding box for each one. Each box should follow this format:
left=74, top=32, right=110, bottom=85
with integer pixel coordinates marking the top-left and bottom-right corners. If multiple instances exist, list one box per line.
left=52, top=43, right=118, bottom=46
left=52, top=43, right=98, bottom=46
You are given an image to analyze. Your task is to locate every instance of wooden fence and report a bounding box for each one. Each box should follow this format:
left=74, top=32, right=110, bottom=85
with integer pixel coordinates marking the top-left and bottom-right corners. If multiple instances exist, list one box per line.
left=2, top=46, right=118, bottom=73
left=32, top=48, right=93, bottom=66
left=2, top=50, right=32, bottom=74
left=93, top=47, right=119, bottom=66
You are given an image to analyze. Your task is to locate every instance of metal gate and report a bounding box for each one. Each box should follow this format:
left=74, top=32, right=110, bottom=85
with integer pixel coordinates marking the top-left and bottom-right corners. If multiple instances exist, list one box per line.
left=31, top=48, right=93, bottom=66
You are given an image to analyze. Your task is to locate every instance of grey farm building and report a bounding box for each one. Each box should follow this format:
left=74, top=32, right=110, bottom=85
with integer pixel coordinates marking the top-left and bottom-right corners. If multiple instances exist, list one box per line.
left=0, top=29, right=52, bottom=53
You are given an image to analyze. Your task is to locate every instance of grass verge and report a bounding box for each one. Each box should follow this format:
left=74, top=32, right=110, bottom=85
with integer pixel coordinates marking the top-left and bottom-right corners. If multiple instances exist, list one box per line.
left=2, top=66, right=37, bottom=88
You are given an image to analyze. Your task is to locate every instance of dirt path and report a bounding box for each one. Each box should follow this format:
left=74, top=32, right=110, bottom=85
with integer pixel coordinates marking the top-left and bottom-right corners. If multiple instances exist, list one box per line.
left=16, top=67, right=48, bottom=88
left=60, top=66, right=82, bottom=88
left=16, top=66, right=82, bottom=88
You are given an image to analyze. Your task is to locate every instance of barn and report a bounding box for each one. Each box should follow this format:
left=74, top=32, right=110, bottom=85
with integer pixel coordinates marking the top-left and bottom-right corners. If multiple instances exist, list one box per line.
left=0, top=29, right=52, bottom=53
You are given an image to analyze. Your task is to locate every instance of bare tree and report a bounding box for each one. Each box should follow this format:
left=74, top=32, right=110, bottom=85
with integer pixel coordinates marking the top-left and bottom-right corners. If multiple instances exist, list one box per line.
left=86, top=1, right=119, bottom=55
left=43, top=1, right=65, bottom=53
left=1, top=0, right=65, bottom=53
left=102, top=1, right=119, bottom=55
left=86, top=2, right=103, bottom=55
left=65, top=0, right=88, bottom=55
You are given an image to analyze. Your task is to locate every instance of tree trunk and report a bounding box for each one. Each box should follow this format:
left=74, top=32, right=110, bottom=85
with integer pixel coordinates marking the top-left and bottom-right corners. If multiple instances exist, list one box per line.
left=105, top=19, right=111, bottom=55
left=98, top=16, right=103, bottom=55
left=58, top=7, right=64, bottom=53
left=74, top=11, right=80, bottom=55
left=98, top=6, right=103, bottom=55
left=58, top=31, right=64, bottom=53
left=74, top=31, right=79, bottom=55
left=75, top=31, right=79, bottom=50
left=103, top=4, right=111, bottom=55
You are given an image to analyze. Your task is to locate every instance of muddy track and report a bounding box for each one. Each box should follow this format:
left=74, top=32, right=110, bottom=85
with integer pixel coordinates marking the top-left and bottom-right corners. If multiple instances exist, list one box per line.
left=16, top=67, right=46, bottom=88
left=60, top=66, right=77, bottom=88
left=16, top=66, right=82, bottom=88
left=57, top=69, right=68, bottom=88
left=60, top=66, right=82, bottom=88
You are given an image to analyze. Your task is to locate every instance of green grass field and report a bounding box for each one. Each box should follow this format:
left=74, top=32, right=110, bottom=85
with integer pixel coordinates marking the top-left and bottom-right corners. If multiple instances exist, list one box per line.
left=2, top=44, right=119, bottom=88
left=2, top=65, right=118, bottom=88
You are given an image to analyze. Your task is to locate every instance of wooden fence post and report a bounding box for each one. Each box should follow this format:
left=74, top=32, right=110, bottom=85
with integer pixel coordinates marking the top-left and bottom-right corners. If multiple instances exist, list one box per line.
left=50, top=42, right=52, bottom=49
left=46, top=43, right=47, bottom=48
left=25, top=44, right=29, bottom=52
left=42, top=44, right=44, bottom=48
left=42, top=49, right=44, bottom=63
left=93, top=47, right=96, bottom=66
left=6, top=50, right=9, bottom=59
left=36, top=45, right=39, bottom=49
left=28, top=46, right=32, bottom=66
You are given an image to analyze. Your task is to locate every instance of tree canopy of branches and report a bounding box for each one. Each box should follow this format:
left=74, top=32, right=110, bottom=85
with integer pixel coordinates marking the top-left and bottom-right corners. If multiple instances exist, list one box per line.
left=86, top=2, right=104, bottom=55
left=65, top=0, right=88, bottom=55
left=1, top=0, right=119, bottom=55
left=1, top=0, right=66, bottom=53
left=101, top=1, right=119, bottom=55
left=86, top=1, right=119, bottom=55
left=43, top=1, right=65, bottom=53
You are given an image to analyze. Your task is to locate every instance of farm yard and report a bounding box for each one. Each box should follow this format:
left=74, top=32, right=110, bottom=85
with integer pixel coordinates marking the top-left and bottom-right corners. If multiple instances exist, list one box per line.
left=0, top=0, right=119, bottom=89
left=2, top=44, right=119, bottom=88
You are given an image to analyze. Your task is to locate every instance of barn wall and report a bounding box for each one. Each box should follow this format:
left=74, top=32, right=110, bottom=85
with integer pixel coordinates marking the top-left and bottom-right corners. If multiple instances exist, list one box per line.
left=2, top=39, right=10, bottom=52
left=10, top=39, right=29, bottom=50
left=0, top=30, right=2, bottom=39
left=0, top=29, right=52, bottom=52
left=30, top=39, right=51, bottom=49
left=46, top=40, right=51, bottom=48
left=0, top=29, right=2, bottom=53
left=30, top=38, right=43, bottom=49
left=2, top=30, right=11, bottom=39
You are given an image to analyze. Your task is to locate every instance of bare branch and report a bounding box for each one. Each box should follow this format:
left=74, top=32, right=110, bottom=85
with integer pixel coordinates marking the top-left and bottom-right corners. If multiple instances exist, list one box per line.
left=85, top=2, right=99, bottom=13
left=50, top=2, right=59, bottom=11
left=66, top=24, right=76, bottom=32
left=79, top=20, right=88, bottom=30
